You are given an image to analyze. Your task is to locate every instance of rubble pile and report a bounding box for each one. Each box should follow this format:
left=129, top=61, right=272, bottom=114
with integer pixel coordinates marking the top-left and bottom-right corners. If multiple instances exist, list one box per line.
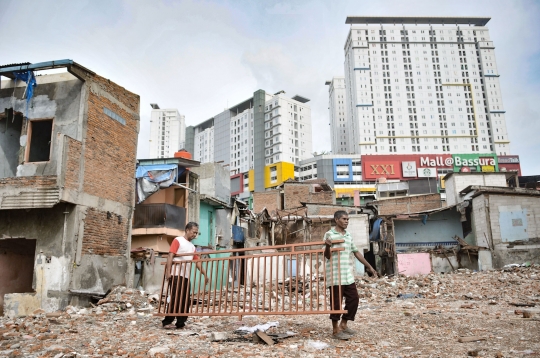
left=95, top=286, right=156, bottom=313
left=184, top=276, right=329, bottom=313
left=0, top=266, right=538, bottom=357
left=355, top=266, right=540, bottom=305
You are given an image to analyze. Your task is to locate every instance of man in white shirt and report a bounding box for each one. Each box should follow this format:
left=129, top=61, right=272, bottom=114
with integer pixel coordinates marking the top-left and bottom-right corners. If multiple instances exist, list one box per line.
left=162, top=222, right=208, bottom=329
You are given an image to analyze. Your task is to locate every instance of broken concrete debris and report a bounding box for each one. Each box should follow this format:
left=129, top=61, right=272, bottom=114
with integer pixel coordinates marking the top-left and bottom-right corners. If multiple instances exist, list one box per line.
left=0, top=265, right=538, bottom=356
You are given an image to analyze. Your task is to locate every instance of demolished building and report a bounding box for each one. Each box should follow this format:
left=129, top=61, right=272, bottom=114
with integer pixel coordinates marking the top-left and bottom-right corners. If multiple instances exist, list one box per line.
left=368, top=172, right=540, bottom=276
left=0, top=60, right=140, bottom=316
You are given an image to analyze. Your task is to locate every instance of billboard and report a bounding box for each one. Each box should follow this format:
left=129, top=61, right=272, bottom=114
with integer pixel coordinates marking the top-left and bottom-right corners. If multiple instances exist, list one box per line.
left=362, top=154, right=451, bottom=180
left=361, top=153, right=501, bottom=180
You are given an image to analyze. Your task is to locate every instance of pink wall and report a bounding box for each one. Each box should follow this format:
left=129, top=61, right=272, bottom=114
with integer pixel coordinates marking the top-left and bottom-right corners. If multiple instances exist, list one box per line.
left=397, top=253, right=432, bottom=276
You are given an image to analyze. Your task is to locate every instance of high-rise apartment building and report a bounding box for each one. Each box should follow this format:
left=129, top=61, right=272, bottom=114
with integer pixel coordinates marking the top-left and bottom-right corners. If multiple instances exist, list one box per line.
left=343, top=16, right=510, bottom=156
left=186, top=90, right=312, bottom=192
left=325, top=77, right=352, bottom=154
left=149, top=104, right=186, bottom=158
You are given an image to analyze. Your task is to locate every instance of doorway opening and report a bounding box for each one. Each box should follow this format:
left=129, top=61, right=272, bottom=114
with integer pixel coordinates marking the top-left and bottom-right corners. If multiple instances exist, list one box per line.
left=0, top=238, right=36, bottom=315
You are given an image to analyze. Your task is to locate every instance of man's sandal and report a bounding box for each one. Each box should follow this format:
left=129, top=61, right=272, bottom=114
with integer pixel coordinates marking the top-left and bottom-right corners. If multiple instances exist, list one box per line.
left=332, top=331, right=352, bottom=340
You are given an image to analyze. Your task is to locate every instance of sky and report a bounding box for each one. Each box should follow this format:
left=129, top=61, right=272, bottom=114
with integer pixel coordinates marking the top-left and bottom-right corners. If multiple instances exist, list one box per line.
left=1, top=0, right=539, bottom=174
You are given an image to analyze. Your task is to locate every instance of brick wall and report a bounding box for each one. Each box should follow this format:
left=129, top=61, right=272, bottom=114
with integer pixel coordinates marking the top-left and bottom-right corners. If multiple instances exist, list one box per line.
left=305, top=204, right=358, bottom=216
left=283, top=184, right=334, bottom=209
left=0, top=176, right=57, bottom=188
left=374, top=193, right=442, bottom=216
left=310, top=191, right=334, bottom=205
left=253, top=191, right=281, bottom=214
left=82, top=208, right=128, bottom=256
left=64, top=137, right=82, bottom=191
left=82, top=74, right=139, bottom=206
left=284, top=184, right=310, bottom=209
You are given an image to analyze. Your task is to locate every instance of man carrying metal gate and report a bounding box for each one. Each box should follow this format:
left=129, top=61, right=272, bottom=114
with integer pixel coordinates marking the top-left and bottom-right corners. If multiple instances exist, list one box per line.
left=162, top=222, right=208, bottom=329
left=157, top=213, right=377, bottom=340
left=324, top=210, right=378, bottom=340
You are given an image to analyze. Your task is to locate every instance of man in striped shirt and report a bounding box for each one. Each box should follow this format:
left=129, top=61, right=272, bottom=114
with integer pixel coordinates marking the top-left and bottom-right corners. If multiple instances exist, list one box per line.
left=324, top=210, right=378, bottom=340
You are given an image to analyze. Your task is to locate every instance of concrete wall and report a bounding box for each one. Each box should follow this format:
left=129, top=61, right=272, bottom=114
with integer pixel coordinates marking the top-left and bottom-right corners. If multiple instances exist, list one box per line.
left=192, top=162, right=231, bottom=205
left=215, top=208, right=232, bottom=247
left=446, top=173, right=507, bottom=206
left=0, top=73, right=84, bottom=178
left=473, top=194, right=540, bottom=268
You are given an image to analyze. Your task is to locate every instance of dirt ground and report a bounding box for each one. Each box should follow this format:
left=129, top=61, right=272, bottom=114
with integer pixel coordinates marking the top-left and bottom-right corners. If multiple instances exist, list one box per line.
left=1, top=266, right=539, bottom=357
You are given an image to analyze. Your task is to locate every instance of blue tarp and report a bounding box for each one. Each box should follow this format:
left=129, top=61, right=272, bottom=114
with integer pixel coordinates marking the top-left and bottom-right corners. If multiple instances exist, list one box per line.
left=369, top=218, right=383, bottom=242
left=13, top=70, right=37, bottom=119
left=232, top=225, right=245, bottom=243
left=136, top=164, right=180, bottom=179
left=135, top=164, right=186, bottom=204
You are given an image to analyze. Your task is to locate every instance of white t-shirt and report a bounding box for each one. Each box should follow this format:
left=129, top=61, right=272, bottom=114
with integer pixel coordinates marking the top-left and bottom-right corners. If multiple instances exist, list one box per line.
left=169, top=236, right=198, bottom=277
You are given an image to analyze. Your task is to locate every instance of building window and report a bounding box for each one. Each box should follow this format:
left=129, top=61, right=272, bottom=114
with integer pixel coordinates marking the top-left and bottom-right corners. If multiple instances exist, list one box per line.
left=27, top=119, right=53, bottom=162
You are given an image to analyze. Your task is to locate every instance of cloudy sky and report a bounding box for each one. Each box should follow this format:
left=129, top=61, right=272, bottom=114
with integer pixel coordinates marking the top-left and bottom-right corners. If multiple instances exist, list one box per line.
left=2, top=0, right=539, bottom=174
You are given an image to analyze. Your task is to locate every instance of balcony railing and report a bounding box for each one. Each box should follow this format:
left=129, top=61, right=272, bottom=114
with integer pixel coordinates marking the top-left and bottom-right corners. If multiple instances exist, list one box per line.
left=133, top=203, right=186, bottom=230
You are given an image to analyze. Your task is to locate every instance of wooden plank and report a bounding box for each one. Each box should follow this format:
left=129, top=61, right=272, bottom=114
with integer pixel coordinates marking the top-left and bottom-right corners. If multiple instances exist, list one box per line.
left=255, top=330, right=275, bottom=345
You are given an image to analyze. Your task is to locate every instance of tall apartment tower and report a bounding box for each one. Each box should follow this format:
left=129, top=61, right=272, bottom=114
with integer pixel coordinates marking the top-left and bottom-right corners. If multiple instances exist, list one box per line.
left=344, top=16, right=510, bottom=156
left=149, top=104, right=186, bottom=158
left=325, top=76, right=352, bottom=154
left=186, top=90, right=312, bottom=192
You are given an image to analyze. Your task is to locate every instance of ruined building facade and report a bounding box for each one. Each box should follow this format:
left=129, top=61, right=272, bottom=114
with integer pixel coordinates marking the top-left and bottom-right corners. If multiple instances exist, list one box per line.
left=0, top=60, right=140, bottom=316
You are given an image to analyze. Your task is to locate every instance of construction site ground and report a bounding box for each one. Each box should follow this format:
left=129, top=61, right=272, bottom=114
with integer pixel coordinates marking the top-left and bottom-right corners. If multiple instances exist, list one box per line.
left=1, top=266, right=539, bottom=357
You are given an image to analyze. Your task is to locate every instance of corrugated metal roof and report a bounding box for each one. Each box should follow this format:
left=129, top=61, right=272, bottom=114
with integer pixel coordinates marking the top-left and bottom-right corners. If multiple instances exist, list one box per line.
left=0, top=188, right=60, bottom=209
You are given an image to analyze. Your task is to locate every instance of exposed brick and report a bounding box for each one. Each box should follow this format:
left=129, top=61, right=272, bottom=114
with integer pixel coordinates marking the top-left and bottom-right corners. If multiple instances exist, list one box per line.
left=82, top=76, right=138, bottom=206
left=373, top=193, right=442, bottom=216
left=284, top=185, right=310, bottom=209
left=0, top=176, right=57, bottom=188
left=64, top=137, right=82, bottom=191
left=253, top=191, right=281, bottom=214
left=82, top=208, right=128, bottom=256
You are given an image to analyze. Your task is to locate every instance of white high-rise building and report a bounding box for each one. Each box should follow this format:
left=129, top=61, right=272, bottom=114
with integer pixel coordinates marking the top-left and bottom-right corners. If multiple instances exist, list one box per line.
left=325, top=77, right=352, bottom=154
left=189, top=90, right=312, bottom=170
left=344, top=16, right=510, bottom=156
left=148, top=104, right=186, bottom=158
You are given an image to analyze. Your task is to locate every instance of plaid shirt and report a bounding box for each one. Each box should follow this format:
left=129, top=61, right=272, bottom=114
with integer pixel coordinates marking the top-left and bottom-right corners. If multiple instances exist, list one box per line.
left=324, top=228, right=358, bottom=287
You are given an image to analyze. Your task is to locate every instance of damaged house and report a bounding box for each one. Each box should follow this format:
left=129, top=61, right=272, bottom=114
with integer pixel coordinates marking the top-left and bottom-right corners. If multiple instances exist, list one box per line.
left=369, top=172, right=540, bottom=276
left=0, top=60, right=140, bottom=316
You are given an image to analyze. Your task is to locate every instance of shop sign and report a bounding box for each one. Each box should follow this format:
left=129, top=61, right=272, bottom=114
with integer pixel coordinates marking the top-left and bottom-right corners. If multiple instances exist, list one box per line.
left=420, top=156, right=453, bottom=167
left=454, top=156, right=495, bottom=167
left=369, top=164, right=396, bottom=175
left=481, top=165, right=495, bottom=172
left=498, top=156, right=519, bottom=164
left=417, top=168, right=437, bottom=178
left=421, top=155, right=496, bottom=167
left=402, top=161, right=417, bottom=177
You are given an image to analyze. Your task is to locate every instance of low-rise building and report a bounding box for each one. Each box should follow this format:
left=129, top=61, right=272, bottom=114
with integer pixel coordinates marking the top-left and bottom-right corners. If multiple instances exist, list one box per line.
left=0, top=60, right=140, bottom=316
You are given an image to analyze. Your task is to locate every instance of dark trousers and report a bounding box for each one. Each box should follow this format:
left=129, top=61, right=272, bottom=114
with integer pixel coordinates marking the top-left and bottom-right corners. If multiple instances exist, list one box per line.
left=329, top=283, right=359, bottom=321
left=162, top=276, right=191, bottom=327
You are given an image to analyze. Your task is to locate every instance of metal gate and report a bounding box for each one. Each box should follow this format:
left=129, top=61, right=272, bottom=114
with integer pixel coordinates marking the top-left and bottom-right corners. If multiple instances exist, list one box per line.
left=156, top=241, right=347, bottom=318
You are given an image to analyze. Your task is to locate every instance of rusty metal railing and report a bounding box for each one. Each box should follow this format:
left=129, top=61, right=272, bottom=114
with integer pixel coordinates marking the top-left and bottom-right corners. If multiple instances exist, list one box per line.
left=156, top=241, right=346, bottom=318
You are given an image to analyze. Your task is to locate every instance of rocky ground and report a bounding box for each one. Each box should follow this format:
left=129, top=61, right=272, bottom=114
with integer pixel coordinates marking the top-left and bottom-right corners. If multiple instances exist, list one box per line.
left=1, top=265, right=539, bottom=357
